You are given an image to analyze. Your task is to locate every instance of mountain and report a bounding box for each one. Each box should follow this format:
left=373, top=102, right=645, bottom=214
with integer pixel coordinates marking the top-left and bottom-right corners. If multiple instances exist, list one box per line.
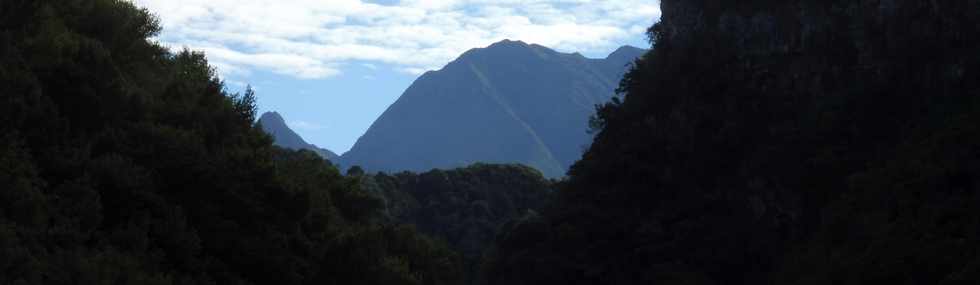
left=339, top=40, right=645, bottom=177
left=258, top=111, right=340, bottom=161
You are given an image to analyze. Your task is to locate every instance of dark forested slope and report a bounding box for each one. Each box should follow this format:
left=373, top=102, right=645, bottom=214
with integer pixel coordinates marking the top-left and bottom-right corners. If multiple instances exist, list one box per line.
left=340, top=41, right=644, bottom=178
left=0, top=1, right=460, bottom=284
left=358, top=164, right=552, bottom=284
left=486, top=1, right=980, bottom=284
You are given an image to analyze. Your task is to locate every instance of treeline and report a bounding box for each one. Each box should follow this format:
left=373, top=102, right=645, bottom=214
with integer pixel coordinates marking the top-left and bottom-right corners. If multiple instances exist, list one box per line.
left=0, top=1, right=461, bottom=284
left=485, top=0, right=980, bottom=284
left=355, top=164, right=553, bottom=284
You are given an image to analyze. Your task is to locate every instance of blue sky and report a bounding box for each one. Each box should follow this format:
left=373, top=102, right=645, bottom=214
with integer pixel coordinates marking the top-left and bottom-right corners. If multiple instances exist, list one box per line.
left=133, top=0, right=661, bottom=154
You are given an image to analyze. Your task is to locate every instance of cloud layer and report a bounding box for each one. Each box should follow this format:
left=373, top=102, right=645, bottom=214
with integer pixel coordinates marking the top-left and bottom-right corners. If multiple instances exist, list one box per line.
left=134, top=0, right=661, bottom=79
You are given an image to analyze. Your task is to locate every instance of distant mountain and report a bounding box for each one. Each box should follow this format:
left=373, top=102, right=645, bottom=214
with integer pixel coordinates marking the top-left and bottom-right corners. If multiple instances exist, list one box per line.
left=258, top=112, right=340, bottom=161
left=339, top=40, right=645, bottom=177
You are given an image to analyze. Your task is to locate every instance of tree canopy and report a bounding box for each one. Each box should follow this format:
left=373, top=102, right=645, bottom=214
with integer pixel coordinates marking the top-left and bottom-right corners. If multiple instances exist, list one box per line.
left=485, top=1, right=980, bottom=284
left=0, top=1, right=461, bottom=284
left=360, top=164, right=553, bottom=284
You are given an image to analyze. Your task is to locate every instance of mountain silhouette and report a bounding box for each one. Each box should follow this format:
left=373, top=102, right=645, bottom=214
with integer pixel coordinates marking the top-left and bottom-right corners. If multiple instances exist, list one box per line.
left=258, top=111, right=339, bottom=161
left=339, top=40, right=645, bottom=177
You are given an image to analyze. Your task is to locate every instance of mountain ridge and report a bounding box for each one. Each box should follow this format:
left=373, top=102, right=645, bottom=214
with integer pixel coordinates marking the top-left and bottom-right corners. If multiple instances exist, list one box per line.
left=339, top=40, right=645, bottom=177
left=258, top=111, right=340, bottom=161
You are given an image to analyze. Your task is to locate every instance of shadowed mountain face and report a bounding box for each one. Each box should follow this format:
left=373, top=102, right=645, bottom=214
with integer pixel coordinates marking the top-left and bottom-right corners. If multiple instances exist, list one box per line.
left=258, top=112, right=340, bottom=161
left=340, top=40, right=645, bottom=177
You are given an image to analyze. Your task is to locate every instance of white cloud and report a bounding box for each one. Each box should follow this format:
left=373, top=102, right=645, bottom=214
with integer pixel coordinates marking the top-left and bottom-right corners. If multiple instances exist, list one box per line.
left=396, top=67, right=430, bottom=76
left=290, top=120, right=328, bottom=131
left=133, top=0, right=661, bottom=79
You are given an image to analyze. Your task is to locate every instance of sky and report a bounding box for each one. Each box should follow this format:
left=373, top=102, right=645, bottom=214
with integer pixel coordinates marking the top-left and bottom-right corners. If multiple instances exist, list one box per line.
left=131, top=0, right=662, bottom=154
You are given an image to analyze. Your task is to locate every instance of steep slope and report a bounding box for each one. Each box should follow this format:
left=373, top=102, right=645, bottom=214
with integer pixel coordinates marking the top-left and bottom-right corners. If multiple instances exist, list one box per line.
left=486, top=1, right=980, bottom=284
left=0, top=1, right=462, bottom=284
left=258, top=111, right=339, bottom=161
left=340, top=41, right=644, bottom=178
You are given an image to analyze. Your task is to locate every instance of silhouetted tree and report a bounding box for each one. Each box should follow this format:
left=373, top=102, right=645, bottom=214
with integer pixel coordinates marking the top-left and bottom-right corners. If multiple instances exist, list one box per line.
left=485, top=1, right=980, bottom=284
left=0, top=1, right=463, bottom=284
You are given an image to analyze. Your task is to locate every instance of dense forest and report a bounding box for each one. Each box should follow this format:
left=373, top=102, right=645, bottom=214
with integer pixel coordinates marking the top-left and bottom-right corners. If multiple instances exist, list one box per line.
left=0, top=1, right=463, bottom=284
left=485, top=0, right=980, bottom=284
left=358, top=164, right=552, bottom=284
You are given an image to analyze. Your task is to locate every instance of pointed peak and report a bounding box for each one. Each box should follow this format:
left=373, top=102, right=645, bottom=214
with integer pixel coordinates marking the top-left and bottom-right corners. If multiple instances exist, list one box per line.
left=607, top=45, right=647, bottom=60
left=259, top=111, right=286, bottom=125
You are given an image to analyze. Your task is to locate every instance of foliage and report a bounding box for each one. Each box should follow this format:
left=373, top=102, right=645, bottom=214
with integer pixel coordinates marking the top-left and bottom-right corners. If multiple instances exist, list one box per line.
left=360, top=164, right=553, bottom=284
left=485, top=0, right=980, bottom=284
left=0, top=1, right=461, bottom=284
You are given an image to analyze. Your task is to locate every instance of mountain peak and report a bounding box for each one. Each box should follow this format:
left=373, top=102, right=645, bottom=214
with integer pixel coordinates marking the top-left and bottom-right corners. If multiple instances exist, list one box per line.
left=607, top=45, right=646, bottom=60
left=341, top=42, right=645, bottom=178
left=453, top=39, right=572, bottom=67
left=451, top=39, right=541, bottom=67
left=475, top=39, right=538, bottom=56
left=259, top=111, right=286, bottom=125
left=258, top=111, right=340, bottom=161
left=487, top=39, right=530, bottom=49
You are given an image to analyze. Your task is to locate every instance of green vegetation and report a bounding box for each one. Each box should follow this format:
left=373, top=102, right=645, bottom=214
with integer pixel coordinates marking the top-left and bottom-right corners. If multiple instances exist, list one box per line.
left=358, top=164, right=553, bottom=284
left=485, top=1, right=980, bottom=284
left=0, top=1, right=461, bottom=284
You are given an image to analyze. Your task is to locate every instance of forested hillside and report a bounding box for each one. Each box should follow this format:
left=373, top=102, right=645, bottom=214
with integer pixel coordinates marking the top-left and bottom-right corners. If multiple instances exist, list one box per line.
left=358, top=164, right=552, bottom=284
left=486, top=1, right=980, bottom=284
left=0, top=1, right=461, bottom=284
